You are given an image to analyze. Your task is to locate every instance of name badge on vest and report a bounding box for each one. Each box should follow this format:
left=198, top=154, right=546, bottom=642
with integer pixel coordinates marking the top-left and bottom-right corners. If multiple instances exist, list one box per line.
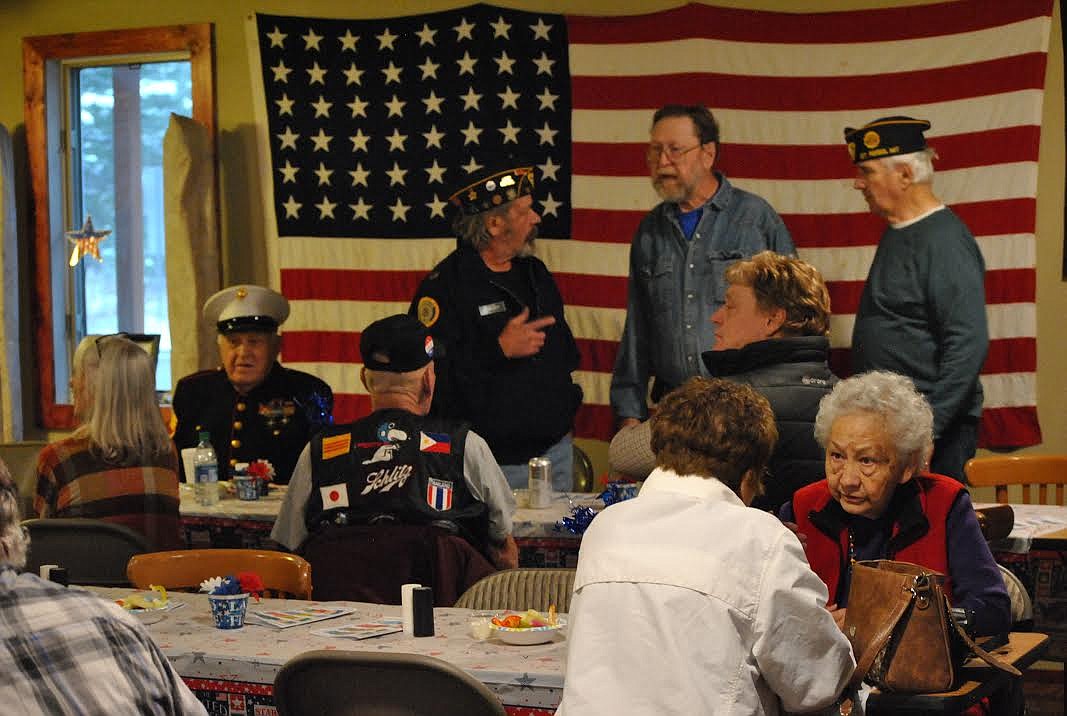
left=478, top=301, right=506, bottom=317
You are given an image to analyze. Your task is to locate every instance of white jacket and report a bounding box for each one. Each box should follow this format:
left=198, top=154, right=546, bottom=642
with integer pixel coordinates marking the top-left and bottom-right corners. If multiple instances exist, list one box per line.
left=558, top=468, right=855, bottom=715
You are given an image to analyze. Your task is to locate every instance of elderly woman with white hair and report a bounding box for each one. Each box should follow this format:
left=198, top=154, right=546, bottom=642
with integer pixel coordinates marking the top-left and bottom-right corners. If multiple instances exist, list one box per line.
left=34, top=335, right=182, bottom=549
left=780, top=371, right=1011, bottom=638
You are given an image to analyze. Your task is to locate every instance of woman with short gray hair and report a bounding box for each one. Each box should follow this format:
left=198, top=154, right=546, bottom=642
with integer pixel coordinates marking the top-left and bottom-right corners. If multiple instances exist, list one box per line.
left=783, top=370, right=1010, bottom=637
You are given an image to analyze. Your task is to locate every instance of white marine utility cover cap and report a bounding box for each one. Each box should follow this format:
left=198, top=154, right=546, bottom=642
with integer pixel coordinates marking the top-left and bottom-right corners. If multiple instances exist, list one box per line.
left=204, top=285, right=291, bottom=334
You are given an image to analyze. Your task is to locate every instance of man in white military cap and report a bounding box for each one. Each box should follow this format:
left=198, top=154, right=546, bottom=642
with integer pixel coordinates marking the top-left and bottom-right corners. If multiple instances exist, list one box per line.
left=171, top=285, right=333, bottom=485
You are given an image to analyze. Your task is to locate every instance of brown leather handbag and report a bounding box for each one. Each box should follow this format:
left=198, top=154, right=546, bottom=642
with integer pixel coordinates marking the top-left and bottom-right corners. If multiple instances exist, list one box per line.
left=843, top=560, right=1019, bottom=693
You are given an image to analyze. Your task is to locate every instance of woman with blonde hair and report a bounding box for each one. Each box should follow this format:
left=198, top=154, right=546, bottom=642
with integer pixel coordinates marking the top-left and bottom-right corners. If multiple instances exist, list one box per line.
left=34, top=335, right=182, bottom=549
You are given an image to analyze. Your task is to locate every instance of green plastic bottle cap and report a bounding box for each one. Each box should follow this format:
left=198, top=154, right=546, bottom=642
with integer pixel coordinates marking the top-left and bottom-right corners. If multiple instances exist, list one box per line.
left=198, top=431, right=210, bottom=442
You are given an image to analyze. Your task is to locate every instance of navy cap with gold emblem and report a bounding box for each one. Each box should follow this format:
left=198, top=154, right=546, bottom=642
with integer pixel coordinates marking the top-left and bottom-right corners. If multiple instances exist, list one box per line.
left=204, top=285, right=291, bottom=334
left=449, top=165, right=535, bottom=215
left=361, top=314, right=435, bottom=373
left=844, top=116, right=931, bottom=164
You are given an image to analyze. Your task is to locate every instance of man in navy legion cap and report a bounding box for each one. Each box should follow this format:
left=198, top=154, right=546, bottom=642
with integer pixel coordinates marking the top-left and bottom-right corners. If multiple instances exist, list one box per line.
left=171, top=285, right=333, bottom=485
left=272, top=314, right=518, bottom=569
left=845, top=117, right=988, bottom=481
left=409, top=164, right=582, bottom=491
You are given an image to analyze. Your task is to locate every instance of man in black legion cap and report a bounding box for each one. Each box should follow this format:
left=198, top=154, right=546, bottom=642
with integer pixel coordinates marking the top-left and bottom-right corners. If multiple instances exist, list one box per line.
left=409, top=164, right=583, bottom=492
left=272, top=314, right=518, bottom=569
left=172, top=285, right=334, bottom=485
left=846, top=117, right=989, bottom=481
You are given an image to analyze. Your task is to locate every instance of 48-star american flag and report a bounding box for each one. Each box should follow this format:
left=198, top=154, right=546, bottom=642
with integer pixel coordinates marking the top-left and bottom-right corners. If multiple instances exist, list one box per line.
left=248, top=0, right=1050, bottom=448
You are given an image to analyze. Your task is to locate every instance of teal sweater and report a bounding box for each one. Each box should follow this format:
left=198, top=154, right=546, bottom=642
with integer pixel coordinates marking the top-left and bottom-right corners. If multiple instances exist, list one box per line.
left=852, top=207, right=988, bottom=437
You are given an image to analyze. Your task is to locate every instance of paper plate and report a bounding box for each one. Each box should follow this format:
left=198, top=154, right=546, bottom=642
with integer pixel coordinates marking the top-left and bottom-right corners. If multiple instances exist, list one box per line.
left=489, top=616, right=566, bottom=645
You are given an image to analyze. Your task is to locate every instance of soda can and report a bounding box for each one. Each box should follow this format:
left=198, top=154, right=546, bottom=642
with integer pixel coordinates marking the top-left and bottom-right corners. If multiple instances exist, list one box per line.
left=528, top=457, right=553, bottom=508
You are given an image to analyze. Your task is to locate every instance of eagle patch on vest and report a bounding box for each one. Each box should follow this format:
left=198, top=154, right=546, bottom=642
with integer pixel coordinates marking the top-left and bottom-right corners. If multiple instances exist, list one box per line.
left=426, top=478, right=454, bottom=511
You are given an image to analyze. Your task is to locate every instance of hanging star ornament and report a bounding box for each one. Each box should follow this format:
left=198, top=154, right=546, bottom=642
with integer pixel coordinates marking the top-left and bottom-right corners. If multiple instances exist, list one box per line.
left=66, top=215, right=111, bottom=267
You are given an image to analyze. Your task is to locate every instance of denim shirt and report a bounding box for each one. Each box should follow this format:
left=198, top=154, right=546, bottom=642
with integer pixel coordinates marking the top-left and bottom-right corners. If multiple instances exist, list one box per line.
left=610, top=173, right=795, bottom=420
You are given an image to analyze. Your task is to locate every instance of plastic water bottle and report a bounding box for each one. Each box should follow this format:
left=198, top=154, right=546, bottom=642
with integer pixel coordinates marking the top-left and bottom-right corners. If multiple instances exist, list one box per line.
left=194, top=431, right=220, bottom=506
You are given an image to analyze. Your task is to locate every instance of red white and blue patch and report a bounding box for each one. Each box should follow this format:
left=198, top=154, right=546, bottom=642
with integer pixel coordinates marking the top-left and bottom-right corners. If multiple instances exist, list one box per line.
left=426, top=477, right=453, bottom=511
left=419, top=431, right=451, bottom=454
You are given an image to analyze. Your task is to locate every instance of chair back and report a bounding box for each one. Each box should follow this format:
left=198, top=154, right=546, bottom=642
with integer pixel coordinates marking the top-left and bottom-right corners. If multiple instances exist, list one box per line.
left=22, top=517, right=151, bottom=587
left=572, top=444, right=595, bottom=492
left=299, top=524, right=496, bottom=605
left=998, top=564, right=1033, bottom=627
left=274, top=650, right=506, bottom=716
left=127, top=549, right=312, bottom=599
left=964, top=455, right=1067, bottom=505
left=454, top=568, right=576, bottom=613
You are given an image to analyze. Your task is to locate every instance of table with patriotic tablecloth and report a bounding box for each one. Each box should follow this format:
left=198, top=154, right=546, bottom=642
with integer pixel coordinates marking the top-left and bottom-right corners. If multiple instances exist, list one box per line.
left=179, top=484, right=601, bottom=566
left=91, top=588, right=566, bottom=716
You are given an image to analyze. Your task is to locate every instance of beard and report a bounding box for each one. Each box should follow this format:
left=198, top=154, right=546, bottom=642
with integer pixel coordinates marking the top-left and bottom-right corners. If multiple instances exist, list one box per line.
left=652, top=174, right=694, bottom=203
left=516, top=226, right=539, bottom=257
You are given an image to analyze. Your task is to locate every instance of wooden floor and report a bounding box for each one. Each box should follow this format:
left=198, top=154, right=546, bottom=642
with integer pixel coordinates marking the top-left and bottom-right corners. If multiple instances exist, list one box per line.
left=1022, top=667, right=1065, bottom=716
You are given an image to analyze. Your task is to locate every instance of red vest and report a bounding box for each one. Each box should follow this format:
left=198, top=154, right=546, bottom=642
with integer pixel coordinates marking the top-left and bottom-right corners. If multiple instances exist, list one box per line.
left=792, top=473, right=963, bottom=603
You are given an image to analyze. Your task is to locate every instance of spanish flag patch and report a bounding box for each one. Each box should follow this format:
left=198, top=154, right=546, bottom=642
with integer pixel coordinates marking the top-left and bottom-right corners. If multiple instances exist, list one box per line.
left=321, top=433, right=352, bottom=460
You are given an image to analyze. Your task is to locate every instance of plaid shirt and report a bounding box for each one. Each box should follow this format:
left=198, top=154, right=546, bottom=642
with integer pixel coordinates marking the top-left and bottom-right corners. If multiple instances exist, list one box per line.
left=0, top=569, right=205, bottom=715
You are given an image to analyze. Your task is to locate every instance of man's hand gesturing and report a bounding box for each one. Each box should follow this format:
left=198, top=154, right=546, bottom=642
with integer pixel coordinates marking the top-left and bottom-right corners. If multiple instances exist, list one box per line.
left=498, top=307, right=556, bottom=358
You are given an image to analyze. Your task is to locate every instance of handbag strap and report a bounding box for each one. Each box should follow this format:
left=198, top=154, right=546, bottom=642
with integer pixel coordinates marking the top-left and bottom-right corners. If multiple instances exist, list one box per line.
left=944, top=595, right=1021, bottom=677
left=848, top=584, right=914, bottom=689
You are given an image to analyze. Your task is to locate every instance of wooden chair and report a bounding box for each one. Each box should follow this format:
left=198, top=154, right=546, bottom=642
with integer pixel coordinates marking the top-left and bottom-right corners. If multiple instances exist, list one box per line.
left=127, top=549, right=312, bottom=599
left=964, top=455, right=1067, bottom=505
left=454, top=568, right=576, bottom=613
left=274, top=650, right=506, bottom=716
left=22, top=517, right=151, bottom=587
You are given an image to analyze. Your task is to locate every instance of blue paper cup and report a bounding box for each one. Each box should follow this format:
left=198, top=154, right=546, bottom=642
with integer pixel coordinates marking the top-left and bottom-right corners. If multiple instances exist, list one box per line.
left=234, top=476, right=259, bottom=501
left=209, top=593, right=249, bottom=629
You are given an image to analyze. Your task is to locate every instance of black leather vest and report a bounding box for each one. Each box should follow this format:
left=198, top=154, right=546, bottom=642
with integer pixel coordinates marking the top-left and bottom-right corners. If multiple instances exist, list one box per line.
left=305, top=409, right=489, bottom=551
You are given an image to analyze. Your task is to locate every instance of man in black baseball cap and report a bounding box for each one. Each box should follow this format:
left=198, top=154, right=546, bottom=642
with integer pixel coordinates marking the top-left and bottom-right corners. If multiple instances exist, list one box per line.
left=273, top=313, right=518, bottom=570
left=410, top=162, right=583, bottom=492
left=171, top=284, right=334, bottom=485
left=845, top=116, right=988, bottom=481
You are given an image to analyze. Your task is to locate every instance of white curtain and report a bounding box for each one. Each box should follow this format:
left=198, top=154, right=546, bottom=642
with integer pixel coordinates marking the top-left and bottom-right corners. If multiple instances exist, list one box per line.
left=163, top=113, right=220, bottom=389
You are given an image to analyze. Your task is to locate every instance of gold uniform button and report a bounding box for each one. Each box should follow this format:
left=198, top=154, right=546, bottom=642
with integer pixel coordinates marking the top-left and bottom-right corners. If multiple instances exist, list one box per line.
left=231, top=439, right=241, bottom=449
left=273, top=429, right=281, bottom=436
left=236, top=402, right=246, bottom=412
left=229, top=458, right=237, bottom=467
left=233, top=421, right=243, bottom=431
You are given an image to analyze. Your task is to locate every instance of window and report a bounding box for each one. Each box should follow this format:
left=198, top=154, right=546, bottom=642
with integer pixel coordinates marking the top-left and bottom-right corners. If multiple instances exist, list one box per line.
left=24, top=24, right=215, bottom=429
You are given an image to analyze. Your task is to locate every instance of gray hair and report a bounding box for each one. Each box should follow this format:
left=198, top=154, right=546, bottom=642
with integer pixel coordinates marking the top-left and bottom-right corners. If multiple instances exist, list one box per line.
left=74, top=336, right=173, bottom=464
left=813, top=371, right=934, bottom=473
left=885, top=147, right=938, bottom=185
left=452, top=205, right=508, bottom=251
left=0, top=470, right=29, bottom=569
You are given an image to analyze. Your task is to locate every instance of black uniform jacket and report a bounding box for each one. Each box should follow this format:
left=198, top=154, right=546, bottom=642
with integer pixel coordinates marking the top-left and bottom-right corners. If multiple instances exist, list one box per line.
left=410, top=243, right=582, bottom=465
left=172, top=362, right=333, bottom=484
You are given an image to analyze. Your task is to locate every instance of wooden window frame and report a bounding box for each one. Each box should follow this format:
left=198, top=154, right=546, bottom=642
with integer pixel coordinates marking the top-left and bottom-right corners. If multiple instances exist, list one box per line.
left=23, top=24, right=216, bottom=429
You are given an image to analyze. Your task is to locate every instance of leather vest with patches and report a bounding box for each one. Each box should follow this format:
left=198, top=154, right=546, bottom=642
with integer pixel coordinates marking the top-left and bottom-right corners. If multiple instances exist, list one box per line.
left=305, top=409, right=489, bottom=550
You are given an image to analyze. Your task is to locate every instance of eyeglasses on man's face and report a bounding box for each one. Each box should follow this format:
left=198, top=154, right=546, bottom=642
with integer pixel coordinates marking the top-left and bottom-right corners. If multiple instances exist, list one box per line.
left=645, top=143, right=703, bottom=165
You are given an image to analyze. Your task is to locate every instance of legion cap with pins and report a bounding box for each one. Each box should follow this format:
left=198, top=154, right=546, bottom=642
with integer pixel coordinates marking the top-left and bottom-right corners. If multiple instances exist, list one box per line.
left=449, top=165, right=536, bottom=215
left=203, top=285, right=290, bottom=334
left=844, top=116, right=931, bottom=164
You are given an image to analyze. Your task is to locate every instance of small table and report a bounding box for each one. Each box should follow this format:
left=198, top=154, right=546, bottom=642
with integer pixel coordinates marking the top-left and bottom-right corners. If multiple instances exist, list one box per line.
left=974, top=503, right=1067, bottom=662
left=90, top=587, right=566, bottom=716
left=866, top=632, right=1049, bottom=714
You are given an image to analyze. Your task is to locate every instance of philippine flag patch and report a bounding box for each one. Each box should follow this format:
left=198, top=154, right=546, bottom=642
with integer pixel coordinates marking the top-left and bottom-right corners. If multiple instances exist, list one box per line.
left=320, top=483, right=350, bottom=509
left=426, top=478, right=453, bottom=511
left=419, top=431, right=451, bottom=454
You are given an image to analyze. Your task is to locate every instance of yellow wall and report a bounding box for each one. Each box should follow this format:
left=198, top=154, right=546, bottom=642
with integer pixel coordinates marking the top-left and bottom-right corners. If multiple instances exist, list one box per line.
left=0, top=0, right=1063, bottom=478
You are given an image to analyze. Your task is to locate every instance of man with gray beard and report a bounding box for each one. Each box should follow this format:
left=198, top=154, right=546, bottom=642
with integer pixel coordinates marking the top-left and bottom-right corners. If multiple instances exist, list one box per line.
left=410, top=164, right=582, bottom=491
left=611, top=105, right=795, bottom=433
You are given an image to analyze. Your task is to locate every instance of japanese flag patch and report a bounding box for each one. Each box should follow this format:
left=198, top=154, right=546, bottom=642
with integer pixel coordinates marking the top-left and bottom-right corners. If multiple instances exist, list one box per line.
left=320, top=483, right=350, bottom=509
